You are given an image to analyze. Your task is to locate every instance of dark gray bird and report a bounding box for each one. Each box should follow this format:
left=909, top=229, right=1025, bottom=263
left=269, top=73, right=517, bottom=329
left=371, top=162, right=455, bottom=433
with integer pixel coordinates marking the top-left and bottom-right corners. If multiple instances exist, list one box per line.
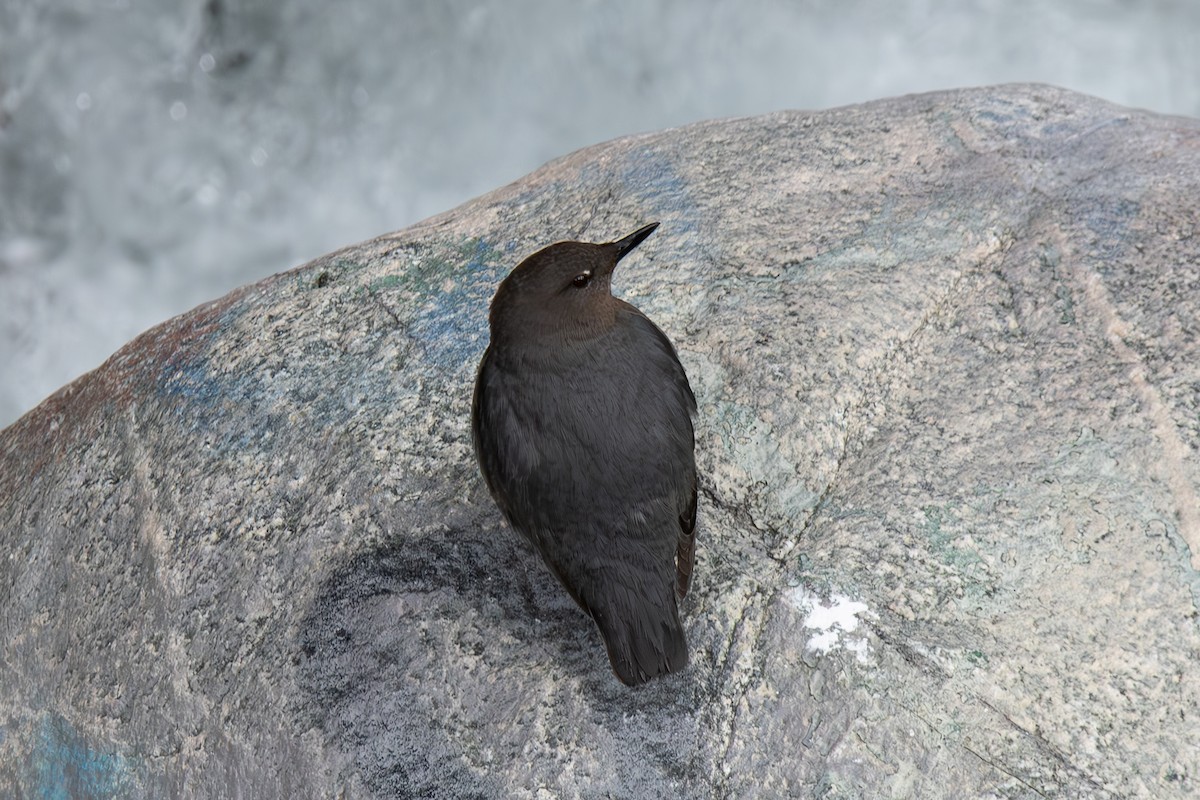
left=471, top=222, right=697, bottom=686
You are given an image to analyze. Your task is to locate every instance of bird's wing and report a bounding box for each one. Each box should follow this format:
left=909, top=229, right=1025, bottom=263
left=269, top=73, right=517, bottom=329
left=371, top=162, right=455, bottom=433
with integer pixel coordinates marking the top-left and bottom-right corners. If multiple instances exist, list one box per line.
left=625, top=310, right=699, bottom=599
left=617, top=307, right=700, bottom=599
left=675, top=479, right=698, bottom=599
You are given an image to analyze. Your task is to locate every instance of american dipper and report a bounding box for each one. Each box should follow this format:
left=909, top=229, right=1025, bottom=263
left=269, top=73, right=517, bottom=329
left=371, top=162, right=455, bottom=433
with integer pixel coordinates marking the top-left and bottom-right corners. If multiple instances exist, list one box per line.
left=472, top=222, right=697, bottom=686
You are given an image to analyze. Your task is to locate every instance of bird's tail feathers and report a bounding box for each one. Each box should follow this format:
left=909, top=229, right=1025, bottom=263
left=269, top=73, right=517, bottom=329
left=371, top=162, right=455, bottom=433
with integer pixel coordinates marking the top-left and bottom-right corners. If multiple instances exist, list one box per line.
left=587, top=576, right=687, bottom=686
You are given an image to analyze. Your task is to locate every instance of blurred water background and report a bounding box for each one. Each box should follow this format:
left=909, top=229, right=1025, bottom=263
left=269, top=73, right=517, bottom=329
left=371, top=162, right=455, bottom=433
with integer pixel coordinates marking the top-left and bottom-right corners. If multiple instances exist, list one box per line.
left=2, top=0, right=1198, bottom=427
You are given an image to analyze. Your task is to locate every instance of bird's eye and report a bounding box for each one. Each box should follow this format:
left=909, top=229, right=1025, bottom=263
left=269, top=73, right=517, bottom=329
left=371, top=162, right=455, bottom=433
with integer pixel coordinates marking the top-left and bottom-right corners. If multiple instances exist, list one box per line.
left=572, top=272, right=592, bottom=288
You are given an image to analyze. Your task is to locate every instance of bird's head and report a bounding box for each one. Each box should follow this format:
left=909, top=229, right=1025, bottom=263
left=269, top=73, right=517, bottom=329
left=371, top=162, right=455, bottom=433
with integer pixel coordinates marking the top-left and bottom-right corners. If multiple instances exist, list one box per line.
left=488, top=223, right=659, bottom=345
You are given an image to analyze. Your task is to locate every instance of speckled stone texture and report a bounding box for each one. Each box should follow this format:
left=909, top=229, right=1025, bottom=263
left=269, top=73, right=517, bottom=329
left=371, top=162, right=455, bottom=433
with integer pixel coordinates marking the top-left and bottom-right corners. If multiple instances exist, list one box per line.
left=2, top=84, right=1199, bottom=799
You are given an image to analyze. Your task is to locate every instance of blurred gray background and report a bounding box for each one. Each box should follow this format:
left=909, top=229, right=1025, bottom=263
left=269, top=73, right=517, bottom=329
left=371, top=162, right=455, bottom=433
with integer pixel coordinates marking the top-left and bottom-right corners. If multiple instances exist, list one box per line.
left=2, top=0, right=1198, bottom=427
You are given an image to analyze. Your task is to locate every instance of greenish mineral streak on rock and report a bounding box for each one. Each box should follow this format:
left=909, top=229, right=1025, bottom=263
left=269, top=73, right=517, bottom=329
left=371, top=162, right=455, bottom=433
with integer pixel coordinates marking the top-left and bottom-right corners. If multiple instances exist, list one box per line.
left=366, top=273, right=402, bottom=293
left=2, top=85, right=1200, bottom=798
left=920, top=503, right=982, bottom=571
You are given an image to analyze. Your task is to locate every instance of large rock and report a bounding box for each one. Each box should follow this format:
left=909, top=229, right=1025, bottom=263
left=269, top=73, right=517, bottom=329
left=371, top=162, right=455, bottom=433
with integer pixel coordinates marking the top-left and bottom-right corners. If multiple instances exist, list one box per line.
left=2, top=84, right=1199, bottom=798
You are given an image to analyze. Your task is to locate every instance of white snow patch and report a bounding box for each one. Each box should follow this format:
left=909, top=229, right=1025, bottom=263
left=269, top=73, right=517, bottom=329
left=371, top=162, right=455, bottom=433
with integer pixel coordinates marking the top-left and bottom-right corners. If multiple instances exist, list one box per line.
left=787, top=586, right=873, bottom=663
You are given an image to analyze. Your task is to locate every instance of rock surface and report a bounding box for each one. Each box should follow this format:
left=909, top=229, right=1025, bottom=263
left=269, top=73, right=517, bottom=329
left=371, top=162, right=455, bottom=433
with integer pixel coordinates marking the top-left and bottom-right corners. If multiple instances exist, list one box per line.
left=2, top=84, right=1199, bottom=798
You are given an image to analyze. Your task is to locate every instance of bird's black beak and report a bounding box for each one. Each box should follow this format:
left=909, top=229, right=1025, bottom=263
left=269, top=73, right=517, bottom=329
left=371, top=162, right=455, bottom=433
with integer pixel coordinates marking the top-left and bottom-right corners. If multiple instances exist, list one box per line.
left=611, top=222, right=660, bottom=263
